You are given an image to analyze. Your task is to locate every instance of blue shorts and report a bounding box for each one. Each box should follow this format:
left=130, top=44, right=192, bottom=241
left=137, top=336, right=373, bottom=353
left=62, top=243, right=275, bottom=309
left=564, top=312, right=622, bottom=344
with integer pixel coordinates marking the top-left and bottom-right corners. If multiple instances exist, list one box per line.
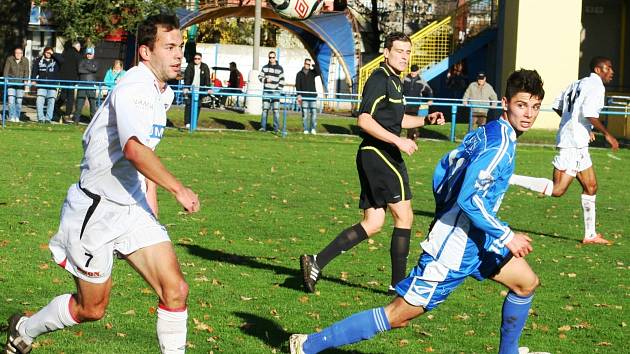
left=395, top=248, right=511, bottom=310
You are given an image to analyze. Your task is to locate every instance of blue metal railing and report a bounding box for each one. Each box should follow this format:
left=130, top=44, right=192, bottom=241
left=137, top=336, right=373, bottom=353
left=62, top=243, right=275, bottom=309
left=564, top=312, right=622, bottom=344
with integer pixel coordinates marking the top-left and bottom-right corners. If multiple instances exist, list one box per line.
left=2, top=76, right=629, bottom=141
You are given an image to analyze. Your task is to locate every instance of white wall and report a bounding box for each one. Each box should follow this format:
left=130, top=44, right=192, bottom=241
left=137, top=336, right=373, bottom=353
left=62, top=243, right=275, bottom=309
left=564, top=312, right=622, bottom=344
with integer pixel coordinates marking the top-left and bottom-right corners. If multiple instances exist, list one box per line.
left=185, top=43, right=343, bottom=95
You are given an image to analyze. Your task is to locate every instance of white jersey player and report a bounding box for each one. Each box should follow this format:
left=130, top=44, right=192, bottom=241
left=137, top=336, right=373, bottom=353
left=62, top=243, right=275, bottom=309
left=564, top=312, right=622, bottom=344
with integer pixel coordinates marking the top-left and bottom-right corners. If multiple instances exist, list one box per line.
left=510, top=56, right=619, bottom=245
left=4, top=14, right=199, bottom=354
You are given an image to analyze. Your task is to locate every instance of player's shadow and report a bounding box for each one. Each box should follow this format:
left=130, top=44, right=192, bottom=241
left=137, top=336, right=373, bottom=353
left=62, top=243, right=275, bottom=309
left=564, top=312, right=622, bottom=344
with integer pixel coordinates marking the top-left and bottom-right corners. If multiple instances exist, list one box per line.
left=233, top=312, right=361, bottom=353
left=321, top=124, right=362, bottom=136
left=210, top=118, right=246, bottom=130
left=180, top=244, right=389, bottom=295
left=511, top=227, right=579, bottom=243
left=413, top=209, right=435, bottom=219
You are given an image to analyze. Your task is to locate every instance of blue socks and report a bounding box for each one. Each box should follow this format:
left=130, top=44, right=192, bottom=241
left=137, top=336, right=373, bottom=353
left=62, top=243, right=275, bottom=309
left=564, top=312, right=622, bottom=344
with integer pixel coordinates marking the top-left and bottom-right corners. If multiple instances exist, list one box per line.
left=303, top=307, right=391, bottom=353
left=499, top=291, right=534, bottom=354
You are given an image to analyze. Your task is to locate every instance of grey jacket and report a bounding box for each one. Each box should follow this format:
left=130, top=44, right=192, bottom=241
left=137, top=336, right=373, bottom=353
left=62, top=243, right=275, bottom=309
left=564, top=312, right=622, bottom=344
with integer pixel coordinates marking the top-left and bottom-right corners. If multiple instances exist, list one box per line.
left=463, top=82, right=498, bottom=114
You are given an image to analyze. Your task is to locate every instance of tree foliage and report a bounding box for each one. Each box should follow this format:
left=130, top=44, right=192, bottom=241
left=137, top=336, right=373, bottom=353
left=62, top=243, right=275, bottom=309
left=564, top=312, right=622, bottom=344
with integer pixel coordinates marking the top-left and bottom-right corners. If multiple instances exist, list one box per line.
left=37, top=0, right=184, bottom=43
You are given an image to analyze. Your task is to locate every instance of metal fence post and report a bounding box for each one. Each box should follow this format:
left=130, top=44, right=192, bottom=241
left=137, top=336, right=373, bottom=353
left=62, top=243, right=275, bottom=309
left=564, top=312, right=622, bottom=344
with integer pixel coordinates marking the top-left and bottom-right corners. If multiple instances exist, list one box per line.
left=282, top=94, right=288, bottom=137
left=450, top=104, right=457, bottom=142
left=2, top=77, right=7, bottom=127
left=191, top=86, right=198, bottom=132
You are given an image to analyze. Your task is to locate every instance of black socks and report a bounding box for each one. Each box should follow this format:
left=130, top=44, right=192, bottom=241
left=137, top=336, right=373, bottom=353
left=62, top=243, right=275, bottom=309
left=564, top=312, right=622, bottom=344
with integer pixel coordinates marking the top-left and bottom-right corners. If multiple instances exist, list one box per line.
left=390, top=227, right=411, bottom=287
left=316, top=224, right=368, bottom=269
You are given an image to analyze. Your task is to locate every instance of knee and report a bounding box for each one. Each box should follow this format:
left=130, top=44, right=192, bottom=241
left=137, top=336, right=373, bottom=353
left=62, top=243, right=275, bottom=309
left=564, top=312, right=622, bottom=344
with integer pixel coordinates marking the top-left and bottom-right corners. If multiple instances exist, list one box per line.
left=362, top=222, right=382, bottom=236
left=161, top=279, right=189, bottom=307
left=552, top=184, right=567, bottom=197
left=76, top=304, right=107, bottom=322
left=511, top=275, right=540, bottom=297
left=583, top=183, right=597, bottom=195
left=391, top=211, right=413, bottom=228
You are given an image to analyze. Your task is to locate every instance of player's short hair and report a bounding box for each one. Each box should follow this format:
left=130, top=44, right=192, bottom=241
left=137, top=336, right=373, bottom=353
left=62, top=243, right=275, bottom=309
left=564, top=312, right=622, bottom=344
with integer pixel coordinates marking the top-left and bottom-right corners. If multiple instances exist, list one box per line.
left=410, top=64, right=419, bottom=72
left=589, top=56, right=612, bottom=72
left=384, top=32, right=411, bottom=50
left=504, top=69, right=545, bottom=100
left=137, top=13, right=180, bottom=51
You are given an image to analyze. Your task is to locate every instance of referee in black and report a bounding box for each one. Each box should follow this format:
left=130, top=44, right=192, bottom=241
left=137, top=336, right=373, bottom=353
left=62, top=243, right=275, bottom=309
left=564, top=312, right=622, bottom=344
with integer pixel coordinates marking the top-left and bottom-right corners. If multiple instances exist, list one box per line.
left=300, top=32, right=445, bottom=294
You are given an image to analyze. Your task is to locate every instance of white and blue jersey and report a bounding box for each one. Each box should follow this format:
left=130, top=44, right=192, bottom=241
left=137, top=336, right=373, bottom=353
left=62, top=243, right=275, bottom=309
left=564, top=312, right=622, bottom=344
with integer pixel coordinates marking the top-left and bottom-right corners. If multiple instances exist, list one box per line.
left=396, top=118, right=517, bottom=309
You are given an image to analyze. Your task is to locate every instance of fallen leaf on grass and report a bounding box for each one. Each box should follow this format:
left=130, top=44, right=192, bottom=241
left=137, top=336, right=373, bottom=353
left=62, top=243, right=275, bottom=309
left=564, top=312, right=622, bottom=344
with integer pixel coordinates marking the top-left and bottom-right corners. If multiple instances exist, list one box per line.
left=117, top=332, right=127, bottom=337
left=595, top=342, right=612, bottom=346
left=38, top=263, right=49, bottom=270
left=123, top=309, right=136, bottom=316
left=340, top=272, right=348, bottom=281
left=298, top=296, right=309, bottom=304
left=398, top=339, right=409, bottom=347
left=558, top=325, right=571, bottom=332
left=105, top=323, right=113, bottom=330
left=240, top=296, right=253, bottom=301
left=193, top=318, right=214, bottom=332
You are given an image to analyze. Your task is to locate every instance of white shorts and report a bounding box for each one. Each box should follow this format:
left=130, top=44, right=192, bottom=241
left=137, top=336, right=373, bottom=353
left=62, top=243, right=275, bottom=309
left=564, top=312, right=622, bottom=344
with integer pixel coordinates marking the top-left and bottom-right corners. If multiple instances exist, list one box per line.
left=49, top=183, right=170, bottom=283
left=552, top=147, right=593, bottom=177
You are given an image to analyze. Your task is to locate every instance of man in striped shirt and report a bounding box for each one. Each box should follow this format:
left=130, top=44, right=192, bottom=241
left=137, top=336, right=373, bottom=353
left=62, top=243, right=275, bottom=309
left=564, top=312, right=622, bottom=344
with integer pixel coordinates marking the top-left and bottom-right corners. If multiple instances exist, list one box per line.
left=290, top=69, right=547, bottom=354
left=258, top=51, right=285, bottom=132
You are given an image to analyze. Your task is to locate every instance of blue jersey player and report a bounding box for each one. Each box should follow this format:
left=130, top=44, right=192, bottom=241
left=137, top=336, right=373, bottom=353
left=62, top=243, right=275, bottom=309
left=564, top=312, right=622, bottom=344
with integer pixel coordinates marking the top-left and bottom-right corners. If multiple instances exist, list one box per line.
left=289, top=69, right=548, bottom=354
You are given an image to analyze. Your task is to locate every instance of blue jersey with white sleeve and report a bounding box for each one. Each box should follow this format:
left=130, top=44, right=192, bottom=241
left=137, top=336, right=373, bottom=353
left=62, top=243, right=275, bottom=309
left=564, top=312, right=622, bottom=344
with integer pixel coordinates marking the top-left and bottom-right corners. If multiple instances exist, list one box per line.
left=421, top=118, right=517, bottom=273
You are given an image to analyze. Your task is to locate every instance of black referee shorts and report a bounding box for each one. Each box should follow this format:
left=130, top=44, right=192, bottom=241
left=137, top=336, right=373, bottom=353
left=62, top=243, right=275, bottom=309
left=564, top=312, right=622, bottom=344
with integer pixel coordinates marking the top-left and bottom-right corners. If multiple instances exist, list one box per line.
left=356, top=146, right=412, bottom=209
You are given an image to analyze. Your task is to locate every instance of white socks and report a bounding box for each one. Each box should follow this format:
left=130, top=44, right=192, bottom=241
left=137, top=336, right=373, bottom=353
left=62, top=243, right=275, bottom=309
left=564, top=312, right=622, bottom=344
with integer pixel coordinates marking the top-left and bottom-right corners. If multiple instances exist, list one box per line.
left=19, top=294, right=79, bottom=344
left=157, top=306, right=188, bottom=354
left=509, top=174, right=554, bottom=196
left=581, top=194, right=597, bottom=239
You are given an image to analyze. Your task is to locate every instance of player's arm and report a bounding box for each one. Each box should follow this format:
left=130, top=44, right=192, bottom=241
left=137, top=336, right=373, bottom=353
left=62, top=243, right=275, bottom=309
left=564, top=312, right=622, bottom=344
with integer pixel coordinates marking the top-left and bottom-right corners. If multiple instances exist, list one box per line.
left=456, top=148, right=532, bottom=257
left=401, top=111, right=445, bottom=129
left=357, top=112, right=416, bottom=155
left=583, top=86, right=619, bottom=151
left=124, top=138, right=199, bottom=213
left=145, top=178, right=159, bottom=217
left=588, top=117, right=619, bottom=151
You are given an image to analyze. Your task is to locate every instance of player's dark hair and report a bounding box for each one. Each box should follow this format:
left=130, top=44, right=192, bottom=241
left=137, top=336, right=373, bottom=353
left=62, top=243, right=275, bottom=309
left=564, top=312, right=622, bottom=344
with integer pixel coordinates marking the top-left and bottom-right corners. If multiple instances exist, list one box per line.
left=589, top=56, right=612, bottom=72
left=384, top=32, right=411, bottom=50
left=194, top=52, right=202, bottom=58
left=504, top=69, right=545, bottom=100
left=137, top=13, right=180, bottom=50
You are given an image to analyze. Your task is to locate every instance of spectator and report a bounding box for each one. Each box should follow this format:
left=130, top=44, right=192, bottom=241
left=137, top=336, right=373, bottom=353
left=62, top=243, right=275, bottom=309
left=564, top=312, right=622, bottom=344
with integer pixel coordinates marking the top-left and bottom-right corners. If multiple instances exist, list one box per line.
left=103, top=59, right=126, bottom=93
left=463, top=72, right=498, bottom=127
left=58, top=41, right=81, bottom=122
left=403, top=64, right=433, bottom=139
left=73, top=47, right=99, bottom=124
left=3, top=47, right=30, bottom=122
left=31, top=46, right=64, bottom=123
left=258, top=51, right=284, bottom=133
left=295, top=58, right=320, bottom=134
left=183, top=52, right=211, bottom=128
left=445, top=62, right=467, bottom=99
left=227, top=61, right=244, bottom=106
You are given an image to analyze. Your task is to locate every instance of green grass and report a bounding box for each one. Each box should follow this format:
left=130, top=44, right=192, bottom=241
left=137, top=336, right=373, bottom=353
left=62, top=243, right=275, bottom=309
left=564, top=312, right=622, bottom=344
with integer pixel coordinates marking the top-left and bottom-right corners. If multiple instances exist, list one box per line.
left=0, top=121, right=628, bottom=353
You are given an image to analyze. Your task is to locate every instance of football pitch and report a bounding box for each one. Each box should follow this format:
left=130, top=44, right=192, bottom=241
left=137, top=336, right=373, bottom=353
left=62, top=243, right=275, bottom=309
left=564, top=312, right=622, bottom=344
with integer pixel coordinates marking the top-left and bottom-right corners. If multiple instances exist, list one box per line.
left=0, top=123, right=627, bottom=353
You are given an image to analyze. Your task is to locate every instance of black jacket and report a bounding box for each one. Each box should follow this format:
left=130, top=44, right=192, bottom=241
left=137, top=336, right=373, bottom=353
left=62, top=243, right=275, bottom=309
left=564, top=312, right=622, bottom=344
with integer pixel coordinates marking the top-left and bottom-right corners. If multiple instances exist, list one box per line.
left=295, top=66, right=320, bottom=98
left=59, top=47, right=81, bottom=81
left=228, top=69, right=242, bottom=89
left=184, top=62, right=211, bottom=87
left=78, top=58, right=99, bottom=82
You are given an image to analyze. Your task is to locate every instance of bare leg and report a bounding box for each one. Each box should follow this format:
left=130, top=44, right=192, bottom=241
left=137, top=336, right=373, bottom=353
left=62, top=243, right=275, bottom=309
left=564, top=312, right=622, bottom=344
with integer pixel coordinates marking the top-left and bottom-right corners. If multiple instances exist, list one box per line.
left=126, top=241, right=189, bottom=353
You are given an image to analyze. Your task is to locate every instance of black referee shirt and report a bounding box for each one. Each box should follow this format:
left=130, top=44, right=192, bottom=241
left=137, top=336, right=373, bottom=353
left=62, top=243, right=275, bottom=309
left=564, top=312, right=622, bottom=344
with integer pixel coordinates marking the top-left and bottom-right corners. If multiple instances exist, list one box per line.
left=358, top=63, right=406, bottom=155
